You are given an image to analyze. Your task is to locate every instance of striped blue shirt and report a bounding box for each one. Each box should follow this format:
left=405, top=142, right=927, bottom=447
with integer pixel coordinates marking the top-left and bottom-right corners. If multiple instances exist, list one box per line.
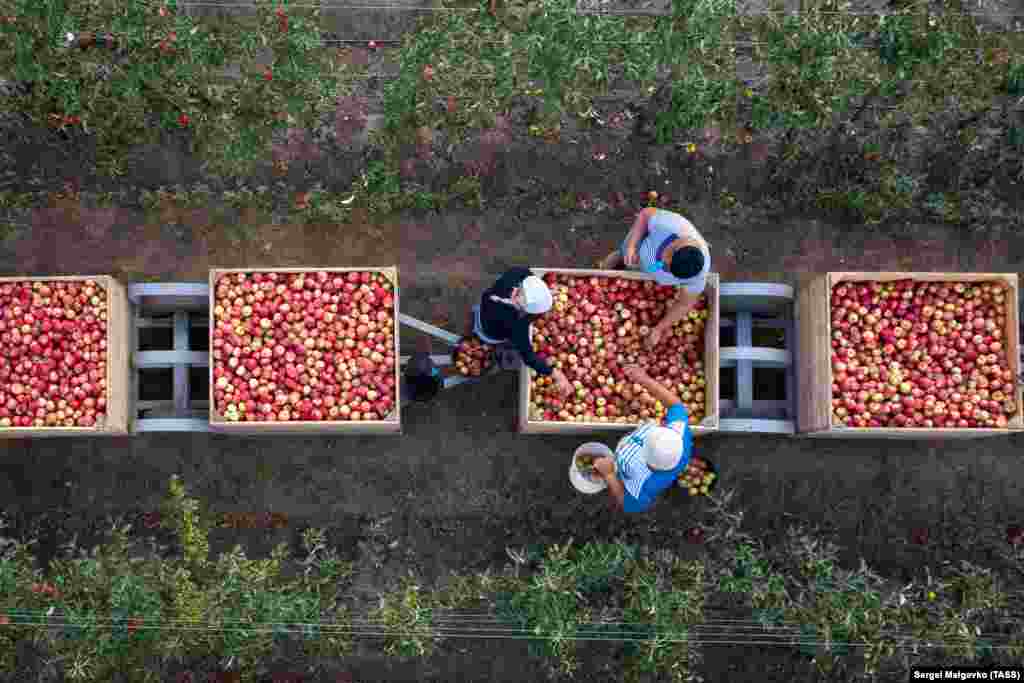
left=613, top=404, right=692, bottom=513
left=626, top=209, right=710, bottom=294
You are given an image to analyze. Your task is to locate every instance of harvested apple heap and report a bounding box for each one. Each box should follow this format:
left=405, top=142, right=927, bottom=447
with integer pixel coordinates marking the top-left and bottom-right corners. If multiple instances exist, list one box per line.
left=678, top=455, right=716, bottom=497
left=529, top=273, right=709, bottom=424
left=454, top=337, right=494, bottom=376
left=212, top=271, right=397, bottom=422
left=830, top=279, right=1018, bottom=429
left=0, top=280, right=108, bottom=428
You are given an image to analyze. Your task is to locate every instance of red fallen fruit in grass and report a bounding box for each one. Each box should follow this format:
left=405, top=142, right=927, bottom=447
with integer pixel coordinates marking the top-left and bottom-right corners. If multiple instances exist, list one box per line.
left=686, top=527, right=705, bottom=544
left=178, top=113, right=190, bottom=127
left=1008, top=525, right=1024, bottom=546
left=910, top=528, right=929, bottom=545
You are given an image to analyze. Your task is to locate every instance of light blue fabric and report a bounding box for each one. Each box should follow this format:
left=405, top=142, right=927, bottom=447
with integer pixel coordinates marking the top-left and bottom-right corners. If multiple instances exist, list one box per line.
left=613, top=404, right=693, bottom=513
left=622, top=210, right=709, bottom=294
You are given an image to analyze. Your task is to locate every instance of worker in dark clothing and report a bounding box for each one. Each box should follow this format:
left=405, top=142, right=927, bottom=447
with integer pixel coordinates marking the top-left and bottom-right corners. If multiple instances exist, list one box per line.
left=474, top=267, right=573, bottom=396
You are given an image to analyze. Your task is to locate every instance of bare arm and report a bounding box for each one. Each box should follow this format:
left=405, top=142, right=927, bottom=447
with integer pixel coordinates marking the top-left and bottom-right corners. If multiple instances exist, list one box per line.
left=626, top=367, right=682, bottom=407
left=654, top=289, right=697, bottom=335
left=625, top=208, right=655, bottom=253
left=603, top=472, right=626, bottom=510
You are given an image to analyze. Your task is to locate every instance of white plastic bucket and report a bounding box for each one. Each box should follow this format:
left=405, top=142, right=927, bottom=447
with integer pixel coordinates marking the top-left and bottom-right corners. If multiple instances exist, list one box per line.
left=570, top=442, right=614, bottom=494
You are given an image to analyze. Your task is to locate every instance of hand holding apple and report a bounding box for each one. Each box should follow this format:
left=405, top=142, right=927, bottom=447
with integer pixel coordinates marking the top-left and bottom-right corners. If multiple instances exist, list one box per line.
left=552, top=368, right=573, bottom=397
left=645, top=326, right=664, bottom=349
left=593, top=456, right=615, bottom=479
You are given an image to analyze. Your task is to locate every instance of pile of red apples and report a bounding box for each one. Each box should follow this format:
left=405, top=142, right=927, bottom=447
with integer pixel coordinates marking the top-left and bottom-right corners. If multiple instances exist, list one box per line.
left=528, top=273, right=709, bottom=425
left=0, top=280, right=108, bottom=428
left=830, top=279, right=1018, bottom=429
left=211, top=271, right=397, bottom=423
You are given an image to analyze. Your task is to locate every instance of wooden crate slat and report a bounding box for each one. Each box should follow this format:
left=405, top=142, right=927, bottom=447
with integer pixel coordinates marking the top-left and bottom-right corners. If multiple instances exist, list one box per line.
left=795, top=274, right=830, bottom=434
left=104, top=276, right=131, bottom=435
left=519, top=268, right=720, bottom=435
left=208, top=267, right=401, bottom=434
left=798, top=272, right=1023, bottom=438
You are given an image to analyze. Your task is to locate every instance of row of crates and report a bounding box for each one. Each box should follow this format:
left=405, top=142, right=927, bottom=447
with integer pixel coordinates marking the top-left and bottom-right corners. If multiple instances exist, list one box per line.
left=0, top=268, right=1020, bottom=439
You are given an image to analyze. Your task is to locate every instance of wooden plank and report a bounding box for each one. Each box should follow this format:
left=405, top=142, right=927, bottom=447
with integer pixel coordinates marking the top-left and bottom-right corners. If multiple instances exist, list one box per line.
left=0, top=275, right=130, bottom=438
left=800, top=428, right=1010, bottom=440
left=519, top=268, right=719, bottom=435
left=208, top=267, right=401, bottom=435
left=794, top=274, right=830, bottom=434
left=800, top=272, right=1023, bottom=437
left=104, top=276, right=132, bottom=435
left=705, top=274, right=721, bottom=431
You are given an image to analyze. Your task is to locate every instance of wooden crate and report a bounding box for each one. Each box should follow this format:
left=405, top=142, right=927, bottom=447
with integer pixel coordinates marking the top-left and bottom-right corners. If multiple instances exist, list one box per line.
left=795, top=272, right=1023, bottom=439
left=518, top=269, right=720, bottom=435
left=0, top=275, right=131, bottom=438
left=208, top=267, right=402, bottom=434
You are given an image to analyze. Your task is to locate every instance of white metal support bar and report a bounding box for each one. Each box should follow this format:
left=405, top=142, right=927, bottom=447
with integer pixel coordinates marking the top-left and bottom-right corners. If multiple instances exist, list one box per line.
left=134, top=351, right=208, bottom=368
left=716, top=283, right=796, bottom=435
left=398, top=313, right=462, bottom=347
left=735, top=312, right=754, bottom=414
left=399, top=354, right=452, bottom=366
left=129, top=282, right=213, bottom=433
left=173, top=312, right=190, bottom=417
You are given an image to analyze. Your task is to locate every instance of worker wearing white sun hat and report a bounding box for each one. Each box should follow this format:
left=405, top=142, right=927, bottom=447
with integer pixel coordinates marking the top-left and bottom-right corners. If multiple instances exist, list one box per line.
left=473, top=267, right=572, bottom=396
left=591, top=364, right=693, bottom=513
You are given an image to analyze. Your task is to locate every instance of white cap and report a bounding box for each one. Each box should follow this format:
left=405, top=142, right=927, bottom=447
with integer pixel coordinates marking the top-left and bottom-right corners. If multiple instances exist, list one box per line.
left=520, top=275, right=553, bottom=314
left=643, top=426, right=683, bottom=470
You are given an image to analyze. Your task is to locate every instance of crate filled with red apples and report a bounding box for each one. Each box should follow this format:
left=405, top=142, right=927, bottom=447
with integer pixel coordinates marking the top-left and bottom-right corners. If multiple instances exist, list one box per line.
left=519, top=268, right=719, bottom=435
left=208, top=268, right=401, bottom=434
left=796, top=272, right=1022, bottom=438
left=0, top=276, right=131, bottom=437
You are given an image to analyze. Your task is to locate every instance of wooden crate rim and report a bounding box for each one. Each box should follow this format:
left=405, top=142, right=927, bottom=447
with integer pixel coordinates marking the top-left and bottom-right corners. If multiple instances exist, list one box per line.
left=821, top=271, right=1023, bottom=431
left=522, top=270, right=721, bottom=430
left=210, top=266, right=397, bottom=286
left=207, top=266, right=401, bottom=427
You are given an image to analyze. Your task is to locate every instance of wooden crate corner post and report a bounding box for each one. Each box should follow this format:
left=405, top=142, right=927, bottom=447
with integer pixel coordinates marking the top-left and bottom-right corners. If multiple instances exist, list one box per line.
left=103, top=275, right=132, bottom=436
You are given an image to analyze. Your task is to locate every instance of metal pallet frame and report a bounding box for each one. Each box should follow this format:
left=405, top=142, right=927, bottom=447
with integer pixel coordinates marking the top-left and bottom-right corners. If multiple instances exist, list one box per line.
left=717, top=283, right=796, bottom=435
left=129, top=283, right=211, bottom=432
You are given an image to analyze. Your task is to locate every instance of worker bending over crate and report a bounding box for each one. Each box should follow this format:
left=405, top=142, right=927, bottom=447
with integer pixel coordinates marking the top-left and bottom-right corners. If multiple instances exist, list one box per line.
left=600, top=207, right=711, bottom=349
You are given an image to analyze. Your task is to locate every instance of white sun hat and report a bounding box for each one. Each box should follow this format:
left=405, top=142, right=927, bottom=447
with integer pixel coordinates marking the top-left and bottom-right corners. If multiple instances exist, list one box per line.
left=643, top=426, right=684, bottom=471
left=520, top=275, right=553, bottom=314
left=569, top=442, right=614, bottom=494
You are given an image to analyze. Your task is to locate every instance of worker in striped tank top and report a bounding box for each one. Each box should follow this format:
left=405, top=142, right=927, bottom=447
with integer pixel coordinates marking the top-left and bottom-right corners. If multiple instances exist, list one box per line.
left=589, top=365, right=692, bottom=513
left=599, top=208, right=711, bottom=349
